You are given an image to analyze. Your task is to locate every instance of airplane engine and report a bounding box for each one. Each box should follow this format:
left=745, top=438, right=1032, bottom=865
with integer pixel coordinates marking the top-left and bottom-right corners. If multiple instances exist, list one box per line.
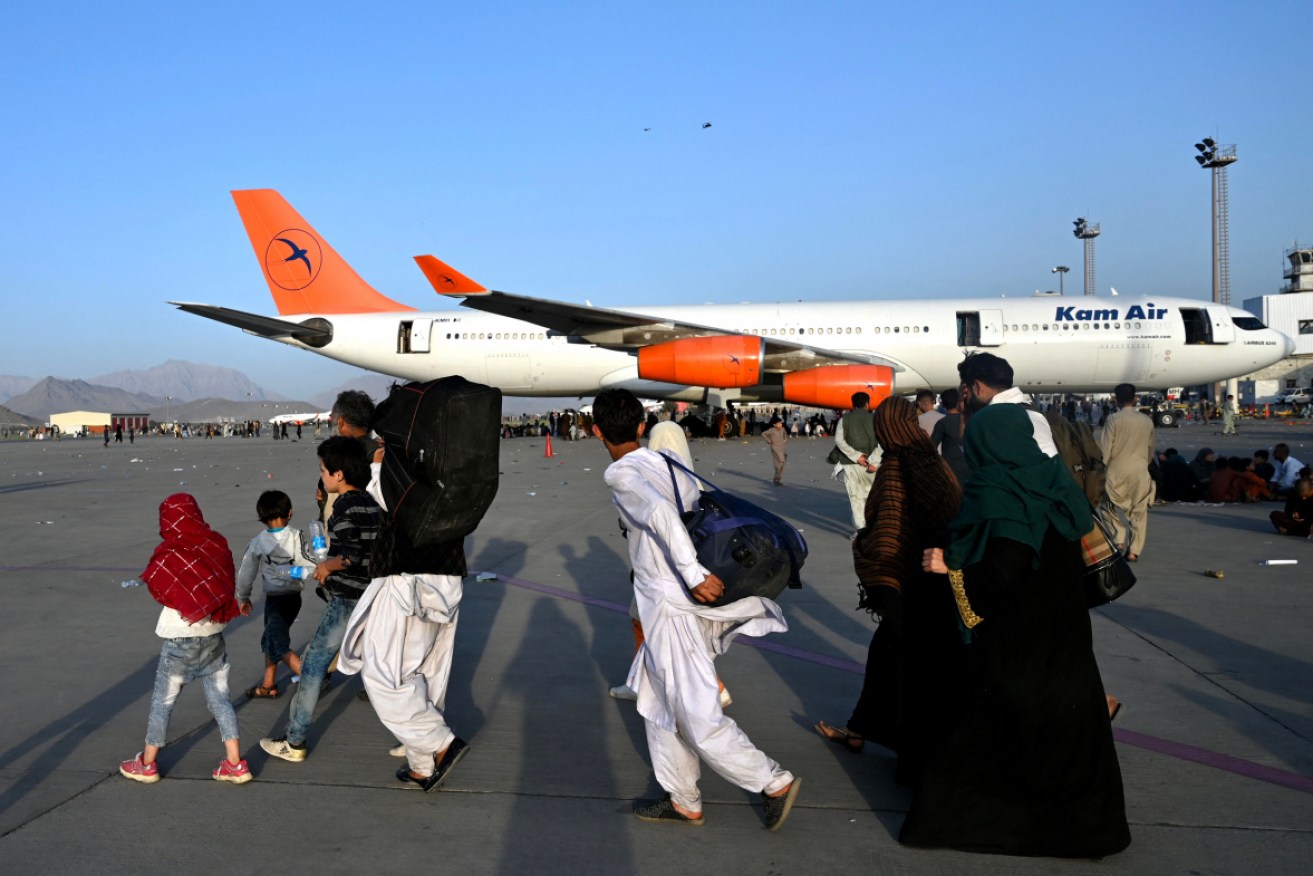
left=782, top=365, right=895, bottom=409
left=637, top=335, right=764, bottom=388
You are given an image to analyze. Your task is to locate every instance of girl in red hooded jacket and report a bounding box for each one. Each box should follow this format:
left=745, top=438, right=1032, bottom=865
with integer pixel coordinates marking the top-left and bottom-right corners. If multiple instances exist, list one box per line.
left=119, top=493, right=252, bottom=785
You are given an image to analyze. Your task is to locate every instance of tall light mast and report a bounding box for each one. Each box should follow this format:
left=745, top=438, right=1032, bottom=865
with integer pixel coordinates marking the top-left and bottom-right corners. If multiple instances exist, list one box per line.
left=1194, top=137, right=1238, bottom=305
left=1073, top=217, right=1100, bottom=296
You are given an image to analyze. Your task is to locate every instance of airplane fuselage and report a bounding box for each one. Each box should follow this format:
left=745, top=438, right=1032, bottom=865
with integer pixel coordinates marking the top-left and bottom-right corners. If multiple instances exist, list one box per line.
left=259, top=295, right=1293, bottom=402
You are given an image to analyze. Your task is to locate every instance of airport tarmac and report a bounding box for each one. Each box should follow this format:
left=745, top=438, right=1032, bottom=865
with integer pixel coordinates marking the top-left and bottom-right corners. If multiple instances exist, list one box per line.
left=1, top=422, right=1311, bottom=875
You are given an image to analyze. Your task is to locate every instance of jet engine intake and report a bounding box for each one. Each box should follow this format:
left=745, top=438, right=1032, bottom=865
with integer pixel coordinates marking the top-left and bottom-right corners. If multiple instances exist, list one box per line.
left=637, top=335, right=764, bottom=388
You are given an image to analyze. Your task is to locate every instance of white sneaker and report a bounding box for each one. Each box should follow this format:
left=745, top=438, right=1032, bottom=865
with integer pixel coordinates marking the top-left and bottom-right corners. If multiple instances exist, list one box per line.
left=608, top=684, right=638, bottom=701
left=388, top=743, right=406, bottom=758
left=260, top=736, right=306, bottom=763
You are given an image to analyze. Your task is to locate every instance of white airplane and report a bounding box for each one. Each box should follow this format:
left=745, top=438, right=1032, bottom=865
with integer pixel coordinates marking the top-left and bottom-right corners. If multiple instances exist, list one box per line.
left=267, top=411, right=331, bottom=425
left=173, top=190, right=1296, bottom=410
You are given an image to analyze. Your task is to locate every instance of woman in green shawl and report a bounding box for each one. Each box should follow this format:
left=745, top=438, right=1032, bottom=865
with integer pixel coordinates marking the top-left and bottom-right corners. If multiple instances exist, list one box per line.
left=901, top=403, right=1130, bottom=858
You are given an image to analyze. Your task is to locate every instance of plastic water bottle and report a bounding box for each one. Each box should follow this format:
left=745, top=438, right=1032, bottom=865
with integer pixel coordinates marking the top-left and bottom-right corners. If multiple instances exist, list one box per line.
left=288, top=566, right=309, bottom=580
left=309, top=521, right=329, bottom=562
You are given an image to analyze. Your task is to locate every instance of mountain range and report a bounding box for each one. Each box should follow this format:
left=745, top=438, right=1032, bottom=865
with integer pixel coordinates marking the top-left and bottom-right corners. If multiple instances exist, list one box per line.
left=0, top=361, right=383, bottom=421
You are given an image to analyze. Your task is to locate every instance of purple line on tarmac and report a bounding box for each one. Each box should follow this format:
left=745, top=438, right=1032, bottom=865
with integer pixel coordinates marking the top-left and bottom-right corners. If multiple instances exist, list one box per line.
left=0, top=566, right=141, bottom=573
left=492, top=571, right=1313, bottom=797
left=1112, top=728, right=1313, bottom=795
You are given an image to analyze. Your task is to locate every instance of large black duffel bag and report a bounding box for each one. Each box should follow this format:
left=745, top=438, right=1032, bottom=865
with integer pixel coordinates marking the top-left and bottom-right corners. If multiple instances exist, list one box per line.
left=371, top=376, right=501, bottom=546
left=661, top=455, right=806, bottom=607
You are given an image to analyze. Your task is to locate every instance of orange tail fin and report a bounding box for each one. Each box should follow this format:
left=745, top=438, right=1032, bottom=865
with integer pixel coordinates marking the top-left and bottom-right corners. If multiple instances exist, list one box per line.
left=231, top=189, right=413, bottom=315
left=413, top=255, right=488, bottom=296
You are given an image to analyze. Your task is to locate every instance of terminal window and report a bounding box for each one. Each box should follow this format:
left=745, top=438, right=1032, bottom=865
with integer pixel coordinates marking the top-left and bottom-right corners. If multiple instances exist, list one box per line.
left=1300, top=320, right=1313, bottom=335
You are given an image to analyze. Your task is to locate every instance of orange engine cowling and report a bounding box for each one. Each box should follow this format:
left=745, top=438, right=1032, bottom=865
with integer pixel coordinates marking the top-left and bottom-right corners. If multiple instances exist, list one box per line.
left=637, top=335, right=765, bottom=388
left=782, top=365, right=895, bottom=409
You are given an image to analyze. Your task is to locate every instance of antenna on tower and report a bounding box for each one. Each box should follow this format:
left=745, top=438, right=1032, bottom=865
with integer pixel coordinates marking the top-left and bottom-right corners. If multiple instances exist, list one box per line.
left=1073, top=217, right=1101, bottom=296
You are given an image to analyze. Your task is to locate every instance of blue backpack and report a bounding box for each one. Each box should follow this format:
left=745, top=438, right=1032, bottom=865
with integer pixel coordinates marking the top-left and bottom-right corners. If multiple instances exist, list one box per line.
left=661, top=455, right=807, bottom=607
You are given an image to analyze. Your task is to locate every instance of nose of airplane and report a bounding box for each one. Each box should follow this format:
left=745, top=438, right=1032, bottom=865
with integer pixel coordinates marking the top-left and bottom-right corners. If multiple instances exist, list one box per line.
left=1285, top=332, right=1297, bottom=357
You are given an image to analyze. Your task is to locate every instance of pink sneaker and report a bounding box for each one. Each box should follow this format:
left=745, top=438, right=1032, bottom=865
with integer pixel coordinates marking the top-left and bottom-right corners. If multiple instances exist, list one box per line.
left=119, top=753, right=160, bottom=784
left=213, top=758, right=253, bottom=784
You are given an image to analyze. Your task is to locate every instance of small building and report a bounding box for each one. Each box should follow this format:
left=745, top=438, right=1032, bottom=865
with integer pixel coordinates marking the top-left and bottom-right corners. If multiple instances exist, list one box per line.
left=48, top=411, right=151, bottom=435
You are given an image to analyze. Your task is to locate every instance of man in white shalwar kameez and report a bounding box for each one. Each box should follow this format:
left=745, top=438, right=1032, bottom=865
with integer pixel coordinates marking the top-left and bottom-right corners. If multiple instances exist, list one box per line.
left=337, top=446, right=471, bottom=792
left=592, top=388, right=801, bottom=830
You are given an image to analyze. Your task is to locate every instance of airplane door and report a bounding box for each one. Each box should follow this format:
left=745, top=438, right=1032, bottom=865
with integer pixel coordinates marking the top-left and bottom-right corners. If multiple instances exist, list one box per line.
left=956, top=310, right=1004, bottom=347
left=978, top=309, right=1004, bottom=346
left=1207, top=308, right=1235, bottom=344
left=408, top=320, right=432, bottom=353
left=398, top=319, right=432, bottom=353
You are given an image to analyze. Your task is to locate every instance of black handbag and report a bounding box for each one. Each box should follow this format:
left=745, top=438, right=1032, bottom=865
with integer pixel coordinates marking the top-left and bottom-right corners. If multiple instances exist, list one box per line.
left=1083, top=506, right=1137, bottom=608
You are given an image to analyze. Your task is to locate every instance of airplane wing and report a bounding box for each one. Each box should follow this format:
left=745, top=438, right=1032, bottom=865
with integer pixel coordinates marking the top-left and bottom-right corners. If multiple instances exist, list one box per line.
left=413, top=256, right=903, bottom=373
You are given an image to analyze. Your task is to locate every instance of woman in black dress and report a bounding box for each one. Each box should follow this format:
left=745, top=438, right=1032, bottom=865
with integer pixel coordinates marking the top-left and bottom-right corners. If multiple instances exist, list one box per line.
left=904, top=403, right=1131, bottom=858
left=814, top=396, right=963, bottom=785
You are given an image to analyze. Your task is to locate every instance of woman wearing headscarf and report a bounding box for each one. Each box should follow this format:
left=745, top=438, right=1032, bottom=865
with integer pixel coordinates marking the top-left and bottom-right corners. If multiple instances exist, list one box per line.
left=904, top=403, right=1130, bottom=858
left=814, top=396, right=963, bottom=785
left=1189, top=447, right=1217, bottom=490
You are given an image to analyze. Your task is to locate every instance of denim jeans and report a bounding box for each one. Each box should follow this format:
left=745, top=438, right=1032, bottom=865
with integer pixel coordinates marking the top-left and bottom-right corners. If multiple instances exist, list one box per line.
left=145, top=634, right=238, bottom=747
left=285, top=596, right=356, bottom=745
left=261, top=592, right=302, bottom=662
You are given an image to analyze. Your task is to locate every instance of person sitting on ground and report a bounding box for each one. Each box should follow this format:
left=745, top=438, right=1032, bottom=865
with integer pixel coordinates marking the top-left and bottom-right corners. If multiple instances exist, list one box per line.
left=1205, top=457, right=1240, bottom=503
left=1270, top=478, right=1313, bottom=537
left=236, top=490, right=313, bottom=699
left=1253, top=450, right=1275, bottom=484
left=1231, top=456, right=1273, bottom=503
left=1269, top=443, right=1306, bottom=497
left=1158, top=449, right=1202, bottom=502
left=1189, top=448, right=1216, bottom=490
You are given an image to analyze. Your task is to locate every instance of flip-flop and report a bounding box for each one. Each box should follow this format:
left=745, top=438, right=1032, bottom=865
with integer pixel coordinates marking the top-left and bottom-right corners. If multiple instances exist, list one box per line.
left=245, top=685, right=281, bottom=699
left=814, top=720, right=864, bottom=753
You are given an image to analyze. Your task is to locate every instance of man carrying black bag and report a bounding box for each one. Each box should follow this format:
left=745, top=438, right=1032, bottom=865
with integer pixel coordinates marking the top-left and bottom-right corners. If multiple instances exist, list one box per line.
left=337, top=377, right=501, bottom=792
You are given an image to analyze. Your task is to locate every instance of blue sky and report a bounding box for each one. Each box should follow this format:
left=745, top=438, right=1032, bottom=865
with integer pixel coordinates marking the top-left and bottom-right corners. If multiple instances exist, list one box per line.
left=2, top=1, right=1309, bottom=399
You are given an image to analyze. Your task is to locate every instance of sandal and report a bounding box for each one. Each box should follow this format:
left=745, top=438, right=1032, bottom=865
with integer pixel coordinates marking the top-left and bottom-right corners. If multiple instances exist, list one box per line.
left=245, top=685, right=281, bottom=699
left=814, top=720, right=864, bottom=753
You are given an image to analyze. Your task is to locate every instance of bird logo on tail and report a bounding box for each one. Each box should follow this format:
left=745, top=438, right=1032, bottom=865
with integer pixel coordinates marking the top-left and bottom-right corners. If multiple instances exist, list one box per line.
left=263, top=229, right=322, bottom=291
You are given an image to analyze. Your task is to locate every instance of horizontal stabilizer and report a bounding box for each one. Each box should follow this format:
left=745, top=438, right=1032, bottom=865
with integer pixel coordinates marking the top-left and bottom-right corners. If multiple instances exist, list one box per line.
left=170, top=302, right=331, bottom=341
left=414, top=255, right=487, bottom=295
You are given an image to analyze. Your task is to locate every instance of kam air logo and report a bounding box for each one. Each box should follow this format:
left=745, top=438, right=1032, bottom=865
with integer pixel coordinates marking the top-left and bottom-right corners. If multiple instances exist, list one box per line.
left=263, top=228, right=322, bottom=291
left=1054, top=302, right=1168, bottom=322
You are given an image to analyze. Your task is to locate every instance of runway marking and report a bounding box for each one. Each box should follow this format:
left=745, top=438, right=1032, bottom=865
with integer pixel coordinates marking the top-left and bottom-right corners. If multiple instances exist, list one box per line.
left=491, top=572, right=1313, bottom=797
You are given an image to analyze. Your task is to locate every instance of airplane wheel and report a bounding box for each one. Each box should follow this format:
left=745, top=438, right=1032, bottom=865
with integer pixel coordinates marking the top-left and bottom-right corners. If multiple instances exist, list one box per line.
left=1155, top=411, right=1178, bottom=428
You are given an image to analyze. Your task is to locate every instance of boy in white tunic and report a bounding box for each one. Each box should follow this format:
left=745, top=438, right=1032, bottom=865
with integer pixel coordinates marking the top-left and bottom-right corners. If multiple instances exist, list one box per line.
left=591, top=389, right=801, bottom=830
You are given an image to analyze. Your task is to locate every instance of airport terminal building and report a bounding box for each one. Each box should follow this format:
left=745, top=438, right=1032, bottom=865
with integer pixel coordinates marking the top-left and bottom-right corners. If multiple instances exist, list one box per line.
left=1240, top=244, right=1313, bottom=398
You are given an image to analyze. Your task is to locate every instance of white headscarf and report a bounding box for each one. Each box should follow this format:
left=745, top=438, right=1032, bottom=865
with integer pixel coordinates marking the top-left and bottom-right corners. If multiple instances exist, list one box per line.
left=647, top=420, right=694, bottom=470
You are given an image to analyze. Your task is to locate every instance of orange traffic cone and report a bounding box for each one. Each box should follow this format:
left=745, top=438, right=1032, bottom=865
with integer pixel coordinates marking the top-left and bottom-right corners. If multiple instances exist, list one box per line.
left=1265, top=404, right=1271, bottom=419
left=545, top=433, right=555, bottom=458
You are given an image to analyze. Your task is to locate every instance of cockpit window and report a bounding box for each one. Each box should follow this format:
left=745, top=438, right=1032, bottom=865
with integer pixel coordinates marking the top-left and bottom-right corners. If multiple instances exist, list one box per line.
left=1233, top=316, right=1265, bottom=331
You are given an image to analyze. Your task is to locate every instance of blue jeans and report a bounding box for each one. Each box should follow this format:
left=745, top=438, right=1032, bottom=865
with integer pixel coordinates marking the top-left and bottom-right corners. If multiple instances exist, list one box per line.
left=285, top=596, right=355, bottom=745
left=261, top=593, right=302, bottom=662
left=145, top=634, right=238, bottom=747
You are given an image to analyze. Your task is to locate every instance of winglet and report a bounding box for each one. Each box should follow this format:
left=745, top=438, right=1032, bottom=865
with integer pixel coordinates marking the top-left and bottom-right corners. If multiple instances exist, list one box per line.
left=414, top=255, right=488, bottom=296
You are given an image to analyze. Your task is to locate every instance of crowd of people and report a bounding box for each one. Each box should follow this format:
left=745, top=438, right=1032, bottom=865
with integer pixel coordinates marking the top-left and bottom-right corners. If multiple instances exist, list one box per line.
left=117, top=356, right=1313, bottom=858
